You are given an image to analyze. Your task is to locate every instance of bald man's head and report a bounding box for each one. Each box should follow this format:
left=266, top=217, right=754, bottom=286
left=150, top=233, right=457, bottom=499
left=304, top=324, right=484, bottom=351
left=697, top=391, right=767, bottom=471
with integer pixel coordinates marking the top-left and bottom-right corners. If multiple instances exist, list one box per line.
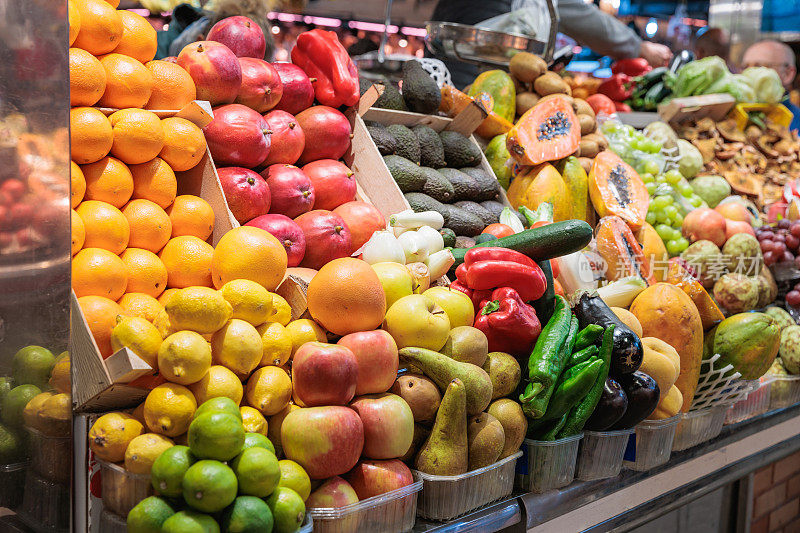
left=742, top=40, right=797, bottom=89
left=695, top=28, right=730, bottom=61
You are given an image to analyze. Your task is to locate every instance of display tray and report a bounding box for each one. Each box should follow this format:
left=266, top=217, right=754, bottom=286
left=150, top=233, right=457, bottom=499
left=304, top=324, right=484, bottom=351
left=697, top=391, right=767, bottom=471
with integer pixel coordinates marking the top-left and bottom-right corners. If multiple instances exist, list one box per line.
left=768, top=374, right=800, bottom=409
left=726, top=378, right=772, bottom=425
left=518, top=435, right=582, bottom=494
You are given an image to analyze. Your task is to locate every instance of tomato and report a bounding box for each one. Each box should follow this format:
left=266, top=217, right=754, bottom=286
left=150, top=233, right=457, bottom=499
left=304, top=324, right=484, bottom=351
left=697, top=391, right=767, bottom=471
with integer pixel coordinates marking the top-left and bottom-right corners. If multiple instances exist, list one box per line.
left=482, top=223, right=515, bottom=238
left=585, top=94, right=617, bottom=116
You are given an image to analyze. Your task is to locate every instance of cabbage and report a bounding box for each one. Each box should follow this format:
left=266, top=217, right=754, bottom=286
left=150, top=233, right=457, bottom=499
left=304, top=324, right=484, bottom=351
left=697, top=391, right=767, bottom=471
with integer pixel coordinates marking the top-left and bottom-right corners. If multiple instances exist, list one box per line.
left=677, top=139, right=703, bottom=178
left=668, top=56, right=728, bottom=97
left=741, top=67, right=785, bottom=104
left=703, top=73, right=756, bottom=103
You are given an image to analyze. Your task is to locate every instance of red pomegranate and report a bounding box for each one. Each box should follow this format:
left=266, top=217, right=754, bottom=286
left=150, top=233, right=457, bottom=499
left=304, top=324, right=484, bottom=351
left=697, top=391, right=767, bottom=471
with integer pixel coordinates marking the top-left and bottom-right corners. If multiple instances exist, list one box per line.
left=245, top=213, right=306, bottom=266
left=262, top=164, right=315, bottom=218
left=296, top=106, right=352, bottom=164
left=217, top=167, right=271, bottom=224
left=294, top=210, right=352, bottom=269
left=301, top=160, right=356, bottom=211
left=203, top=104, right=271, bottom=168
left=263, top=110, right=305, bottom=166
left=235, top=58, right=283, bottom=113
left=272, top=62, right=315, bottom=115
left=206, top=15, right=267, bottom=59
left=333, top=201, right=386, bottom=252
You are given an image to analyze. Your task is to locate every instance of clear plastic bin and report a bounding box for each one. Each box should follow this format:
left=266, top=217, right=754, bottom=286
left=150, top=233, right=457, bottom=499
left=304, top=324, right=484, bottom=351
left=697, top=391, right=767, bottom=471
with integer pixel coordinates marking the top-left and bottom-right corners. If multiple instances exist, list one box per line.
left=622, top=415, right=679, bottom=471
left=27, top=427, right=71, bottom=484
left=18, top=470, right=70, bottom=533
left=415, top=451, right=521, bottom=521
left=97, top=458, right=153, bottom=517
left=576, top=429, right=634, bottom=481
left=308, top=479, right=422, bottom=532
left=0, top=462, right=28, bottom=510
left=769, top=375, right=800, bottom=409
left=100, top=509, right=127, bottom=530
left=726, top=379, right=772, bottom=424
left=519, top=435, right=582, bottom=493
left=672, top=405, right=728, bottom=451
left=298, top=513, right=313, bottom=533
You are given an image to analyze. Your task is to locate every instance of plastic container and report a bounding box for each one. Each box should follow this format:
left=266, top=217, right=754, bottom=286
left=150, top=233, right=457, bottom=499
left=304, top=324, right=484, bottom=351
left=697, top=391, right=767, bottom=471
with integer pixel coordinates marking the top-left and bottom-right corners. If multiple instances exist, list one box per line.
left=27, top=427, right=71, bottom=484
left=732, top=103, right=793, bottom=130
left=576, top=429, right=634, bottom=481
left=415, top=451, right=521, bottom=520
left=519, top=435, right=582, bottom=493
left=726, top=378, right=772, bottom=424
left=622, top=415, right=679, bottom=471
left=97, top=458, right=153, bottom=517
left=100, top=509, right=127, bottom=530
left=308, top=479, right=422, bottom=532
left=18, top=470, right=70, bottom=533
left=672, top=404, right=728, bottom=451
left=769, top=374, right=800, bottom=409
left=0, top=462, right=28, bottom=510
left=298, top=513, right=313, bottom=533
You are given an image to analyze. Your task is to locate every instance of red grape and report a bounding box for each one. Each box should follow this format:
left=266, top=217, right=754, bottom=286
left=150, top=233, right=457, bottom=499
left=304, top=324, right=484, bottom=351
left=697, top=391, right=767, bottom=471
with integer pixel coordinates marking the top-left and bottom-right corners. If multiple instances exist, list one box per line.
left=786, top=235, right=799, bottom=250
left=761, top=239, right=775, bottom=253
left=795, top=256, right=800, bottom=269
left=774, top=242, right=788, bottom=255
left=762, top=230, right=776, bottom=240
left=788, top=290, right=800, bottom=307
left=779, top=219, right=791, bottom=229
left=764, top=251, right=777, bottom=265
left=791, top=224, right=800, bottom=238
left=774, top=233, right=787, bottom=243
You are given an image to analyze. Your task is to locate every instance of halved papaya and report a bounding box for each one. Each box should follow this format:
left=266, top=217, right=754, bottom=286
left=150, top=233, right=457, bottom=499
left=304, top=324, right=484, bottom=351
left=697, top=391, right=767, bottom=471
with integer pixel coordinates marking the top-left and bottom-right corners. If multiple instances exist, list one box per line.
left=476, top=113, right=514, bottom=138
left=439, top=85, right=514, bottom=138
left=666, top=261, right=725, bottom=331
left=468, top=70, right=516, bottom=122
left=596, top=216, right=656, bottom=284
left=506, top=95, right=581, bottom=166
left=588, top=151, right=649, bottom=231
left=506, top=163, right=571, bottom=221
left=636, top=222, right=669, bottom=282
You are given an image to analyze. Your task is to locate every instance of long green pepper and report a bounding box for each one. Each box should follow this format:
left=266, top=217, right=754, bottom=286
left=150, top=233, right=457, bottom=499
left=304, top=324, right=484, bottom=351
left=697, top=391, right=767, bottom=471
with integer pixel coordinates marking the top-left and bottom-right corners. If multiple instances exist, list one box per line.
left=574, top=324, right=604, bottom=352
left=539, top=358, right=603, bottom=422
left=567, top=345, right=599, bottom=368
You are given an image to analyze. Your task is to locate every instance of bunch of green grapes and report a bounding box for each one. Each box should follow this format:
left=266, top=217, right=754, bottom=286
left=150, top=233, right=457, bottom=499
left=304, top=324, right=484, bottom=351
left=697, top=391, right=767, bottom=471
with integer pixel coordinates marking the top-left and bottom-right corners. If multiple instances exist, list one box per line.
left=640, top=169, right=706, bottom=256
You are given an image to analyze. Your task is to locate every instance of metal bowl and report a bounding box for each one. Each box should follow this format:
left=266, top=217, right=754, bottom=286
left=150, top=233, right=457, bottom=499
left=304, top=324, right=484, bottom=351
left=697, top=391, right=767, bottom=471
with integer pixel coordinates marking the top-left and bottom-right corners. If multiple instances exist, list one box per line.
left=425, top=22, right=548, bottom=67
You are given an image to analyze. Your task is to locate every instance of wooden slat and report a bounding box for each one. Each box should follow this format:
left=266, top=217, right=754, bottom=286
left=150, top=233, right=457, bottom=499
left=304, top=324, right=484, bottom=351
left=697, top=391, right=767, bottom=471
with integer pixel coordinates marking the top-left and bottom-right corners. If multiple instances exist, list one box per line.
left=104, top=348, right=153, bottom=384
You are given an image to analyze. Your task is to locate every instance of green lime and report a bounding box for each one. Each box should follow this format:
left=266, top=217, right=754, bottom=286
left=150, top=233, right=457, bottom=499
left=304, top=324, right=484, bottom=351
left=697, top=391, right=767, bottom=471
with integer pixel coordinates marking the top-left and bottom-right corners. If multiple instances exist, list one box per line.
left=151, top=445, right=196, bottom=498
left=231, top=447, right=280, bottom=498
left=12, top=346, right=55, bottom=390
left=0, top=422, right=24, bottom=463
left=278, top=460, right=311, bottom=501
left=126, top=495, right=176, bottom=533
left=242, top=432, right=275, bottom=454
left=0, top=378, right=13, bottom=404
left=221, top=495, right=274, bottom=533
left=188, top=412, right=244, bottom=461
left=2, top=384, right=41, bottom=428
left=266, top=487, right=305, bottom=533
left=194, top=397, right=243, bottom=422
left=182, top=460, right=238, bottom=513
left=161, top=510, right=220, bottom=533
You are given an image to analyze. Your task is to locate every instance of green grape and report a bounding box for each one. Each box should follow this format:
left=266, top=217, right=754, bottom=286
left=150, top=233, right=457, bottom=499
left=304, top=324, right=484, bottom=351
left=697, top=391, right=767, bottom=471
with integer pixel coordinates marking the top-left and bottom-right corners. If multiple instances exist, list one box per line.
left=670, top=227, right=682, bottom=241
left=665, top=171, right=682, bottom=185
left=673, top=213, right=684, bottom=226
left=645, top=182, right=657, bottom=195
left=666, top=239, right=683, bottom=256
left=680, top=186, right=693, bottom=198
left=676, top=237, right=690, bottom=252
left=678, top=182, right=694, bottom=196
left=640, top=173, right=655, bottom=183
left=656, top=210, right=670, bottom=224
left=645, top=211, right=657, bottom=225
left=663, top=205, right=679, bottom=219
left=655, top=224, right=674, bottom=241
left=651, top=196, right=670, bottom=210
left=643, top=160, right=661, bottom=175
left=602, top=121, right=618, bottom=134
left=689, top=196, right=703, bottom=207
left=655, top=174, right=667, bottom=184
left=643, top=139, right=663, bottom=154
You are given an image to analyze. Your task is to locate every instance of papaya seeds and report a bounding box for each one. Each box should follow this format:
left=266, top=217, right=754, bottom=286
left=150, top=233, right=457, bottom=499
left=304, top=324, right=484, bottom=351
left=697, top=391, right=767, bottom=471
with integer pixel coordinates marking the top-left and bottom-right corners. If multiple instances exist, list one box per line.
left=507, top=95, right=581, bottom=166
left=509, top=52, right=547, bottom=83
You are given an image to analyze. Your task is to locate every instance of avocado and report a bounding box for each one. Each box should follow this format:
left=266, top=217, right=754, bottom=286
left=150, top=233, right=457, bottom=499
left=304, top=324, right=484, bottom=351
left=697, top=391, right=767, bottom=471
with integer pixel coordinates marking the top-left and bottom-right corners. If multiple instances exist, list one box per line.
left=371, top=78, right=408, bottom=111
left=359, top=77, right=373, bottom=95
left=440, top=228, right=456, bottom=248
left=405, top=192, right=450, bottom=225
left=444, top=205, right=485, bottom=237
left=474, top=233, right=499, bottom=244
left=387, top=124, right=420, bottom=164
left=401, top=60, right=441, bottom=114
left=454, top=201, right=496, bottom=226
left=455, top=236, right=477, bottom=248
left=384, top=155, right=426, bottom=193
left=460, top=167, right=501, bottom=201
left=480, top=200, right=526, bottom=226
left=368, top=125, right=396, bottom=155
left=440, top=131, right=482, bottom=168
left=420, top=166, right=455, bottom=203
left=412, top=125, right=446, bottom=168
left=438, top=168, right=480, bottom=202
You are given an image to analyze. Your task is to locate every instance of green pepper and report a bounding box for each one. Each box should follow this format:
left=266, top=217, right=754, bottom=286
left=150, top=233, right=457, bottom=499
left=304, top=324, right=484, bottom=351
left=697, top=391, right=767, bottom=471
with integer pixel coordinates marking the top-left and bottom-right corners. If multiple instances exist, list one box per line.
left=539, top=413, right=569, bottom=441
left=567, top=345, right=599, bottom=368
left=574, top=324, right=603, bottom=351
left=539, top=358, right=603, bottom=422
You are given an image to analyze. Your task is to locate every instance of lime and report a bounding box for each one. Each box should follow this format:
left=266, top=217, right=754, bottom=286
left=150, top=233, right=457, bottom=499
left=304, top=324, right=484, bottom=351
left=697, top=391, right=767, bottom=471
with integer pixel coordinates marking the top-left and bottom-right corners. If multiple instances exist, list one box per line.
left=194, top=397, right=243, bottom=422
left=12, top=346, right=55, bottom=389
left=0, top=422, right=24, bottom=463
left=182, top=460, right=238, bottom=513
left=266, top=487, right=305, bottom=533
left=161, top=510, right=220, bottom=533
left=221, top=495, right=274, bottom=533
left=188, top=412, right=244, bottom=461
left=242, top=433, right=275, bottom=454
left=2, top=384, right=42, bottom=428
left=126, top=495, right=176, bottom=533
left=151, top=445, right=196, bottom=498
left=0, top=377, right=13, bottom=403
left=231, top=447, right=280, bottom=498
left=278, top=460, right=311, bottom=501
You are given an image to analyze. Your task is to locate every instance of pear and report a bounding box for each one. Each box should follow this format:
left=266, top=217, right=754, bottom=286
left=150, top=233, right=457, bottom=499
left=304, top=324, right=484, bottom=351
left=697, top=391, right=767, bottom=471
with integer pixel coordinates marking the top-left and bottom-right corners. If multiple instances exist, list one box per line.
left=441, top=326, right=489, bottom=367
left=399, top=423, right=431, bottom=464
left=467, top=412, right=505, bottom=469
left=488, top=399, right=528, bottom=459
left=390, top=374, right=441, bottom=422
left=399, top=347, right=493, bottom=415
left=415, top=379, right=468, bottom=475
left=482, top=352, right=521, bottom=400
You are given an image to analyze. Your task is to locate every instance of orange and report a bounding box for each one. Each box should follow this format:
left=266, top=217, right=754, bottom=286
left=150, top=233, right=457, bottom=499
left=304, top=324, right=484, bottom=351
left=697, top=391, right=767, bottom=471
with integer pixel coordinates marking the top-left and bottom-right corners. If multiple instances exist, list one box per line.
left=81, top=156, right=134, bottom=208
left=129, top=157, right=177, bottom=209
left=145, top=61, right=197, bottom=111
left=115, top=10, right=157, bottom=63
left=69, top=0, right=81, bottom=46
left=104, top=0, right=120, bottom=6
left=108, top=109, right=164, bottom=165
left=118, top=293, right=163, bottom=323
left=76, top=200, right=130, bottom=254
left=72, top=0, right=123, bottom=56
left=158, top=288, right=180, bottom=306
left=211, top=227, right=287, bottom=291
left=72, top=248, right=128, bottom=300
left=78, top=295, right=126, bottom=357
left=120, top=248, right=168, bottom=297
left=159, top=236, right=214, bottom=288
left=97, top=53, right=154, bottom=109
left=159, top=117, right=206, bottom=171
left=70, top=48, right=106, bottom=107
left=122, top=199, right=172, bottom=253
left=70, top=107, right=113, bottom=164
left=71, top=161, right=86, bottom=208
left=166, top=195, right=214, bottom=240
left=71, top=209, right=85, bottom=256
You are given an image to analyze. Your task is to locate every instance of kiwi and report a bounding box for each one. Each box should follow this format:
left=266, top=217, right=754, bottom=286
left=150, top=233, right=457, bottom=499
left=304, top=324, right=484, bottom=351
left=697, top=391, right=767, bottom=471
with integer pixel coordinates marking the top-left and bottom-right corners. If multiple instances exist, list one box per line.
left=573, top=98, right=595, bottom=118
left=533, top=72, right=570, bottom=97
left=516, top=92, right=540, bottom=116
left=537, top=93, right=574, bottom=106
left=582, top=132, right=608, bottom=150
left=509, top=52, right=547, bottom=83
left=578, top=139, right=600, bottom=158
left=579, top=114, right=596, bottom=136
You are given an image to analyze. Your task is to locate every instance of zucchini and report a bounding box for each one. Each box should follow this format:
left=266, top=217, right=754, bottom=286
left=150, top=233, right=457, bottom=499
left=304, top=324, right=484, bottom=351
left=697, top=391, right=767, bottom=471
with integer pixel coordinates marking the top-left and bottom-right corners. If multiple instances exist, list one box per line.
left=450, top=220, right=592, bottom=267
left=573, top=293, right=643, bottom=375
left=533, top=259, right=555, bottom=325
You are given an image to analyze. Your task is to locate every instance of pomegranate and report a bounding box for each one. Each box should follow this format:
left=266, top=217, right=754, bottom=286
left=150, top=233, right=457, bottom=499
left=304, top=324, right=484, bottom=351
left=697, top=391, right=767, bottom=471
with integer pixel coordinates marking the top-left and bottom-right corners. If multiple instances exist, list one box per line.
left=261, top=164, right=315, bottom=218
left=203, top=104, right=271, bottom=168
left=682, top=207, right=727, bottom=248
left=217, top=167, right=271, bottom=224
left=263, top=110, right=305, bottom=166
left=272, top=62, right=314, bottom=115
left=296, top=106, right=352, bottom=164
left=295, top=210, right=352, bottom=269
left=245, top=213, right=306, bottom=266
left=301, top=160, right=356, bottom=211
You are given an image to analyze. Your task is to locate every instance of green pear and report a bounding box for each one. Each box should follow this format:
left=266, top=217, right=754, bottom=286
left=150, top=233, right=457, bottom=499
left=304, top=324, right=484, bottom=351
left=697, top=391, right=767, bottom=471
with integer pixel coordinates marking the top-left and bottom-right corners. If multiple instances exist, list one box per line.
left=415, top=379, right=468, bottom=475
left=488, top=399, right=528, bottom=459
left=441, top=326, right=489, bottom=367
left=482, top=352, right=521, bottom=399
left=467, top=412, right=505, bottom=469
left=399, top=423, right=431, bottom=464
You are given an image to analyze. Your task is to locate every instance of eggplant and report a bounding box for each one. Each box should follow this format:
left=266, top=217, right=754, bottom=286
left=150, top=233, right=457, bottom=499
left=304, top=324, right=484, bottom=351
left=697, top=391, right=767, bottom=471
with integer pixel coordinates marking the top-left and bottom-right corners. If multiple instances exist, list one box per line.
left=584, top=377, right=628, bottom=431
left=610, top=371, right=660, bottom=430
left=573, top=293, right=643, bottom=374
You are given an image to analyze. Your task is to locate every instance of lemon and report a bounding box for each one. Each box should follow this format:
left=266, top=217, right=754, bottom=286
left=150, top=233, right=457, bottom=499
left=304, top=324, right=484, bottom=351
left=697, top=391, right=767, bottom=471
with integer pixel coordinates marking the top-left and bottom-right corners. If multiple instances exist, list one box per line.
left=124, top=433, right=174, bottom=474
left=153, top=309, right=178, bottom=339
left=268, top=404, right=301, bottom=450
left=189, top=365, right=243, bottom=405
left=245, top=367, right=292, bottom=416
left=220, top=280, right=273, bottom=327
left=158, top=331, right=212, bottom=386
left=143, top=383, right=197, bottom=437
left=256, top=322, right=292, bottom=367
left=49, top=353, right=71, bottom=394
left=240, top=406, right=268, bottom=436
left=267, top=294, right=292, bottom=326
left=278, top=459, right=311, bottom=501
left=284, top=319, right=326, bottom=355
left=37, top=393, right=72, bottom=436
left=22, top=392, right=53, bottom=430
left=89, top=412, right=144, bottom=462
left=130, top=402, right=146, bottom=425
left=165, top=286, right=233, bottom=334
left=111, top=316, right=163, bottom=368
left=211, top=319, right=262, bottom=377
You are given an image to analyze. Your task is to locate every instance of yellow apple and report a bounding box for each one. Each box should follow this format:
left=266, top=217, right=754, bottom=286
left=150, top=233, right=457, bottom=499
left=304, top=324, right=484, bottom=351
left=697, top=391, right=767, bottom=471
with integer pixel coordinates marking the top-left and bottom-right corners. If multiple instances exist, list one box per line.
left=371, top=262, right=414, bottom=309
left=383, top=294, right=451, bottom=351
left=424, top=286, right=475, bottom=328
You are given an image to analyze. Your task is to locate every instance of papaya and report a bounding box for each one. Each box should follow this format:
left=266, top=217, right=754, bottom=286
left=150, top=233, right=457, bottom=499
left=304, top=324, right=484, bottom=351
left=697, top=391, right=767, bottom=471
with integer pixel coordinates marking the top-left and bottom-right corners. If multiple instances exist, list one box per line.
left=629, top=283, right=704, bottom=412
left=440, top=85, right=514, bottom=139
left=666, top=261, right=725, bottom=331
left=475, top=113, right=514, bottom=138
left=588, top=151, right=649, bottom=231
left=556, top=156, right=590, bottom=222
left=506, top=163, right=570, bottom=221
left=484, top=134, right=513, bottom=189
left=468, top=70, right=516, bottom=123
left=636, top=223, right=669, bottom=282
left=596, top=216, right=656, bottom=284
left=506, top=96, right=581, bottom=166
left=704, top=313, right=780, bottom=380
left=439, top=84, right=474, bottom=116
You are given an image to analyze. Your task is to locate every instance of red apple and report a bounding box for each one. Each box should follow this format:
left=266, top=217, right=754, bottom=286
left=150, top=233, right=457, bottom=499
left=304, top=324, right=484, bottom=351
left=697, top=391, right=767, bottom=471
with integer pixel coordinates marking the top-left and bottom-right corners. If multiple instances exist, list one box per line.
left=292, top=342, right=358, bottom=406
left=217, top=167, right=271, bottom=224
left=294, top=210, right=352, bottom=270
left=281, top=406, right=364, bottom=479
left=333, top=201, right=386, bottom=252
left=263, top=110, right=305, bottom=166
left=306, top=476, right=360, bottom=508
left=346, top=459, right=413, bottom=499
left=273, top=62, right=315, bottom=115
left=177, top=41, right=242, bottom=105
left=206, top=15, right=266, bottom=59
left=715, top=202, right=751, bottom=223
left=768, top=201, right=788, bottom=224
left=296, top=106, right=352, bottom=164
left=301, top=160, right=356, bottom=211
left=245, top=214, right=306, bottom=267
left=261, top=164, right=315, bottom=218
left=349, top=393, right=414, bottom=460
left=204, top=104, right=271, bottom=168
left=337, top=331, right=398, bottom=395
left=234, top=58, right=283, bottom=113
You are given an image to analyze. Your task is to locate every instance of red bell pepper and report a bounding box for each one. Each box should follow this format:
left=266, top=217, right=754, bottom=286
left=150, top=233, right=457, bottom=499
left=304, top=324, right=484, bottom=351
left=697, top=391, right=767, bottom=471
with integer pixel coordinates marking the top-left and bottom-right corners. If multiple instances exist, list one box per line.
left=291, top=29, right=360, bottom=108
left=455, top=263, right=469, bottom=284
left=463, top=247, right=535, bottom=268
left=614, top=101, right=632, bottom=113
left=598, top=74, right=633, bottom=102
left=465, top=260, right=546, bottom=302
left=449, top=280, right=491, bottom=313
left=474, top=287, right=542, bottom=357
left=611, top=58, right=652, bottom=77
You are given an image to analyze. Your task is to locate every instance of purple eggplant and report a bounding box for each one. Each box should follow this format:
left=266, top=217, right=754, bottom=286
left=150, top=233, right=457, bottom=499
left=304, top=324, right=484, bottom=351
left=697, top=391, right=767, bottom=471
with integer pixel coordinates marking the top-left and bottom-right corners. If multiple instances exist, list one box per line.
left=584, top=377, right=628, bottom=431
left=573, top=293, right=643, bottom=374
left=609, top=371, right=660, bottom=430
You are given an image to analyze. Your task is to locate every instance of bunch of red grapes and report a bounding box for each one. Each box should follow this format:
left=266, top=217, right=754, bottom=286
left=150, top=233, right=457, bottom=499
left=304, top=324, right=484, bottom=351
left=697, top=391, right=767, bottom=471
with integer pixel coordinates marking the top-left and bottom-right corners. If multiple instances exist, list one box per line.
left=755, top=219, right=800, bottom=268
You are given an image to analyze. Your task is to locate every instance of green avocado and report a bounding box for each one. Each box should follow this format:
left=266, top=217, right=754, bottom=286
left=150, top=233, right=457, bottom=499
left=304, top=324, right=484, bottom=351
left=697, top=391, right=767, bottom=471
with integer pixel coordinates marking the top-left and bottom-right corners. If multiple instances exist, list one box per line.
left=412, top=125, right=446, bottom=168
left=384, top=155, right=426, bottom=193
left=387, top=124, right=420, bottom=164
left=368, top=77, right=408, bottom=111
left=368, top=125, right=396, bottom=156
left=460, top=167, right=501, bottom=202
left=440, top=228, right=457, bottom=248
left=454, top=201, right=496, bottom=226
left=401, top=60, right=441, bottom=114
left=420, top=167, right=455, bottom=203
left=439, top=131, right=482, bottom=167
left=444, top=205, right=485, bottom=237
left=437, top=168, right=479, bottom=202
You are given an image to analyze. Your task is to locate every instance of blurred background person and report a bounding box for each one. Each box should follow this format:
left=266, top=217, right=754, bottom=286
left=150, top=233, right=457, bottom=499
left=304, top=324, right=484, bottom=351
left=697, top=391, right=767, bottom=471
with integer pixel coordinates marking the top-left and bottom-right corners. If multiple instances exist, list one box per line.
left=741, top=39, right=800, bottom=131
left=694, top=27, right=730, bottom=64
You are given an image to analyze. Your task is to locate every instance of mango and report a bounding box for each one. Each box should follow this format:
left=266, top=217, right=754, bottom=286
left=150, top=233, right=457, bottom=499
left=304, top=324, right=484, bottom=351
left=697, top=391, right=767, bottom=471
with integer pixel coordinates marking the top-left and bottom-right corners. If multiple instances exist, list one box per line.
left=704, top=312, right=780, bottom=380
left=639, top=337, right=680, bottom=397
left=650, top=385, right=683, bottom=420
